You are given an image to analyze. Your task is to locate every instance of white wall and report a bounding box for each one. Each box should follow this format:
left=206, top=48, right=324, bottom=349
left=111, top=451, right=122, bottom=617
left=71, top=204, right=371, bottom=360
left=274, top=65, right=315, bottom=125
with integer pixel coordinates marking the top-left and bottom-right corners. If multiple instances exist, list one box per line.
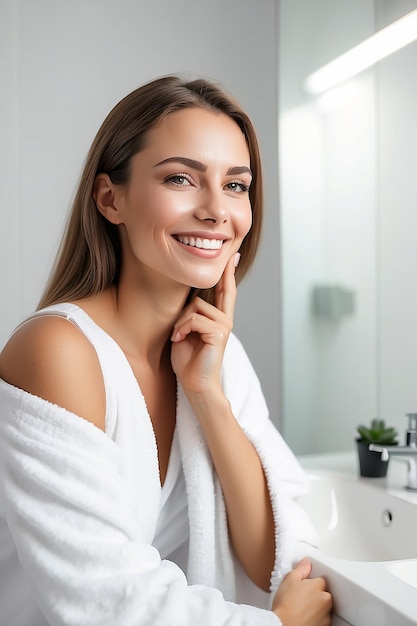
left=0, top=0, right=281, bottom=426
left=0, top=1, right=19, bottom=345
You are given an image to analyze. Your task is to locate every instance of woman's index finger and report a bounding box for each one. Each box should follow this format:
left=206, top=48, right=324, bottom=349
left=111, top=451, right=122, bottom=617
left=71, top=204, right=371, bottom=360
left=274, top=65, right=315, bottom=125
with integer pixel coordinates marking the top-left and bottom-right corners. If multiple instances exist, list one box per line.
left=215, top=253, right=239, bottom=317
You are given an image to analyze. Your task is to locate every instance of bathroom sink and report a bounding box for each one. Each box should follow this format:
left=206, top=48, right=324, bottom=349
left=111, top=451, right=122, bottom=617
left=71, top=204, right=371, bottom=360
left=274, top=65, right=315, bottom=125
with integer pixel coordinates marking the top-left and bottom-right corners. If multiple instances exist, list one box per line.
left=293, top=461, right=417, bottom=625
left=296, top=471, right=417, bottom=561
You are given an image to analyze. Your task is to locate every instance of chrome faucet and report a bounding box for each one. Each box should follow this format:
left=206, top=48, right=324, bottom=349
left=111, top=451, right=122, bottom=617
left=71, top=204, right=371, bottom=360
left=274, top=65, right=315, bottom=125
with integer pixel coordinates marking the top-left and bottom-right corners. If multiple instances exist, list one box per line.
left=369, top=413, right=417, bottom=491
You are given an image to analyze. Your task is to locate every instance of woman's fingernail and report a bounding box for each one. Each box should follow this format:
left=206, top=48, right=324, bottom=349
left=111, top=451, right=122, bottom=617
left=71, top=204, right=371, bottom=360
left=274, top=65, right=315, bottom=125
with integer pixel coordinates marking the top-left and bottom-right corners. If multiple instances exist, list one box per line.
left=234, top=252, right=241, bottom=268
left=171, top=330, right=181, bottom=342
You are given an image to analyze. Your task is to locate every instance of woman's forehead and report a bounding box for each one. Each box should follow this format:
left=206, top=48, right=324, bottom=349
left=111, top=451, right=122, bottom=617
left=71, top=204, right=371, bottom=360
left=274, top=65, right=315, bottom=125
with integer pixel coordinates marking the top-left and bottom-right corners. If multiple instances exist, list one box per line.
left=138, top=107, right=250, bottom=167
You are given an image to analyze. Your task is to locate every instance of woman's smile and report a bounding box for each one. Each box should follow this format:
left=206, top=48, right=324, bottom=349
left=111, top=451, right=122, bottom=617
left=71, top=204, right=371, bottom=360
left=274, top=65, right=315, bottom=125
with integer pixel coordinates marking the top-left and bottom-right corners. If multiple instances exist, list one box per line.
left=173, top=232, right=228, bottom=258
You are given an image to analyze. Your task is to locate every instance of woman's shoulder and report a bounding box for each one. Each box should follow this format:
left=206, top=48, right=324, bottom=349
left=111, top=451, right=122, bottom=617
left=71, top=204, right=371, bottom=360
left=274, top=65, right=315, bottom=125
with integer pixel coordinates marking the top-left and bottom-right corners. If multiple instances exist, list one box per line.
left=0, top=311, right=106, bottom=430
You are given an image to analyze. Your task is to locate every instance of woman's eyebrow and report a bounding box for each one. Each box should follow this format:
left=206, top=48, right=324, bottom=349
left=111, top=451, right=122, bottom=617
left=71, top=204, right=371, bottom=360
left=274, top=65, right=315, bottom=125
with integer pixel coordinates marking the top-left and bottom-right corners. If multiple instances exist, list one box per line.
left=227, top=166, right=253, bottom=177
left=154, top=156, right=207, bottom=171
left=154, top=157, right=252, bottom=177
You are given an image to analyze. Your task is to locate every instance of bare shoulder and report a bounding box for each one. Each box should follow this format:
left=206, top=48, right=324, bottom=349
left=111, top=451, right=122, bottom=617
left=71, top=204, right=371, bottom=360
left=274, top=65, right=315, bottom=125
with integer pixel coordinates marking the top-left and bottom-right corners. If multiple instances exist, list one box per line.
left=0, top=315, right=106, bottom=430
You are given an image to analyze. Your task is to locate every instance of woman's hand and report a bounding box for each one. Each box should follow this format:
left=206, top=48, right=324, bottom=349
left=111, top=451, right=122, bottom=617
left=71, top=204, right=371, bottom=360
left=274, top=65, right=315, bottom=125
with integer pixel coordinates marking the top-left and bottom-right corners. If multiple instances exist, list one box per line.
left=272, top=559, right=333, bottom=626
left=170, top=253, right=239, bottom=395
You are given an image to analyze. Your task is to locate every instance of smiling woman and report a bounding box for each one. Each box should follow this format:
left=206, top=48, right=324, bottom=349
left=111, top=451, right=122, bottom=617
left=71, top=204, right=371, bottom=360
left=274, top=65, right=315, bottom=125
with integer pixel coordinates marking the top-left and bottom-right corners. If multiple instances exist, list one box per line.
left=0, top=75, right=332, bottom=626
left=35, top=76, right=264, bottom=308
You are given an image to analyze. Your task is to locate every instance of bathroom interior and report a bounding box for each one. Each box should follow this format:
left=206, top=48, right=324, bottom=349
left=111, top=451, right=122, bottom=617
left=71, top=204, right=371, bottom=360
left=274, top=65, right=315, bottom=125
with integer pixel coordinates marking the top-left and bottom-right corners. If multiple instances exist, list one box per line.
left=1, top=0, right=417, bottom=623
left=280, top=1, right=417, bottom=623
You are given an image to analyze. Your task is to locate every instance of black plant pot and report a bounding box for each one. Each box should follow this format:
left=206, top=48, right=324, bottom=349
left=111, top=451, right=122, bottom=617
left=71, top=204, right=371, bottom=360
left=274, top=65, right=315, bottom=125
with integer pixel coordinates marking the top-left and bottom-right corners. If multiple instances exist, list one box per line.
left=356, top=439, right=389, bottom=477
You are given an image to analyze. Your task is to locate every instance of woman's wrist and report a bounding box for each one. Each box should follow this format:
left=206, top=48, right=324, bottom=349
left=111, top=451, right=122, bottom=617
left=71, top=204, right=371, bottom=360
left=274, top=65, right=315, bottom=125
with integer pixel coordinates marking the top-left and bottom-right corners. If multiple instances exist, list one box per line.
left=183, top=387, right=231, bottom=426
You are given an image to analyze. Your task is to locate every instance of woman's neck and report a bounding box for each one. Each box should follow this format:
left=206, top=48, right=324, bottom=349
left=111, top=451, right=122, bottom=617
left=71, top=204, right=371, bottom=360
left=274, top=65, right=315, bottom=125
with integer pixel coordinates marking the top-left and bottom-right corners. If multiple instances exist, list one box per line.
left=74, top=264, right=191, bottom=368
left=110, top=281, right=188, bottom=365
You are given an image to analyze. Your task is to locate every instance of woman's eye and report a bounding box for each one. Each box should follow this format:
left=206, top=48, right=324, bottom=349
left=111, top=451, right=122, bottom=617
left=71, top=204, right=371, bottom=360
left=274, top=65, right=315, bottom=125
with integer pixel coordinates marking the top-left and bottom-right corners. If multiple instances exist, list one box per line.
left=165, top=174, right=192, bottom=186
left=226, top=181, right=250, bottom=193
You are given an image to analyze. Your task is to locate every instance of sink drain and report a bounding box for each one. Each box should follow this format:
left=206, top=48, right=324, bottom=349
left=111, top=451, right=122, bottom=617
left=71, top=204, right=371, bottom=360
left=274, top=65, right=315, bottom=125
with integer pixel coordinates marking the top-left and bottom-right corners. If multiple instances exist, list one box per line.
left=381, top=509, right=393, bottom=527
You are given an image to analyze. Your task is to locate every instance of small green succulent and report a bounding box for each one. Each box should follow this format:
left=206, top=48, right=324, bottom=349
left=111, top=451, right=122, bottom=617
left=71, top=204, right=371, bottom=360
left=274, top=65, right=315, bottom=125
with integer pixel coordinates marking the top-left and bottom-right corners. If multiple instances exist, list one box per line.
left=357, top=418, right=398, bottom=445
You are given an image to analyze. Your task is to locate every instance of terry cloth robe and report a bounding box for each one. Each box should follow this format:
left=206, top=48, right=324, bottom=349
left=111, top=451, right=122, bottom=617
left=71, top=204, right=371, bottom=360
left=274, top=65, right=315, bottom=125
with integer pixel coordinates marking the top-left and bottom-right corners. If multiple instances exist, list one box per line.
left=0, top=303, right=317, bottom=626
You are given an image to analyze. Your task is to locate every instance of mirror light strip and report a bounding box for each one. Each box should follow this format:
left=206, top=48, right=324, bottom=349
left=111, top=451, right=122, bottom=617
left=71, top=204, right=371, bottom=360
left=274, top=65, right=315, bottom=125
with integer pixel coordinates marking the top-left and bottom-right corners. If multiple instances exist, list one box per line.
left=304, top=8, right=417, bottom=95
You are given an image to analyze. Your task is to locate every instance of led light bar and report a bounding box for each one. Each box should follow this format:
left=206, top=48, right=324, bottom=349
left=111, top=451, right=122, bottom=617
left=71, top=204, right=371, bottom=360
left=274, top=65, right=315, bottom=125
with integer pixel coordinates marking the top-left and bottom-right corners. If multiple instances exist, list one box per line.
left=304, top=8, right=417, bottom=95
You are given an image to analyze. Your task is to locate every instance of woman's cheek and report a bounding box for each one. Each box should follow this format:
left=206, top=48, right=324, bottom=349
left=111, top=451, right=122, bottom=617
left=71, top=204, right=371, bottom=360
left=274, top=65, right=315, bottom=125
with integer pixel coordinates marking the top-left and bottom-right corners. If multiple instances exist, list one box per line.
left=240, top=205, right=253, bottom=239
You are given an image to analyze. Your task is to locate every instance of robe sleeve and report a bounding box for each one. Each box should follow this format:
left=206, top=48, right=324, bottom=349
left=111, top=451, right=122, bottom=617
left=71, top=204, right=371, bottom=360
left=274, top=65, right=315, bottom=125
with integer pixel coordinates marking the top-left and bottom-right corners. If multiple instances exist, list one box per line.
left=221, top=334, right=319, bottom=594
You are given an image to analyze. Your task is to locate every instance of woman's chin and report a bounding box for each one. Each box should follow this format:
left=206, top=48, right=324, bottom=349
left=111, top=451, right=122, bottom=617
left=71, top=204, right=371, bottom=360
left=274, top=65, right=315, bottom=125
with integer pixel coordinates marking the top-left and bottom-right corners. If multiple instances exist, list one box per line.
left=191, top=279, right=218, bottom=290
left=188, top=269, right=224, bottom=291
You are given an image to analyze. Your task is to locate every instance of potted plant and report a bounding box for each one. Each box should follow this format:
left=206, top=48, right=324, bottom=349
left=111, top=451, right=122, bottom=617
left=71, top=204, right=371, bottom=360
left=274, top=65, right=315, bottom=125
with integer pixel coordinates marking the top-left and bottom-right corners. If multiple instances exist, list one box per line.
left=356, top=419, right=399, bottom=477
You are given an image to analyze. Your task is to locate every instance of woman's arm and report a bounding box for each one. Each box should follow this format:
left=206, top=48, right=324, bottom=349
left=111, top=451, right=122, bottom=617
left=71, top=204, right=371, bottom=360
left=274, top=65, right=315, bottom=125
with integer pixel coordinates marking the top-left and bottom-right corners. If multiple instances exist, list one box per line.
left=186, top=387, right=275, bottom=590
left=171, top=254, right=275, bottom=590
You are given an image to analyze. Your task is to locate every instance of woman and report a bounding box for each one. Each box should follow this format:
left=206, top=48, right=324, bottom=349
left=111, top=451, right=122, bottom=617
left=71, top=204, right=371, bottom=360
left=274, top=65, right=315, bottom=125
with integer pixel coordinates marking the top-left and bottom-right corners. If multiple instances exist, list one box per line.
left=0, top=75, right=332, bottom=625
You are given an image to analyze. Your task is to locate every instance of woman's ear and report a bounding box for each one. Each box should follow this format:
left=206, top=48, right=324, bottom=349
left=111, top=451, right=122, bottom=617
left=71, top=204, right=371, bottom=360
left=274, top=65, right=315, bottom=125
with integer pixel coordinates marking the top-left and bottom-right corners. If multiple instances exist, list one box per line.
left=93, top=174, right=123, bottom=225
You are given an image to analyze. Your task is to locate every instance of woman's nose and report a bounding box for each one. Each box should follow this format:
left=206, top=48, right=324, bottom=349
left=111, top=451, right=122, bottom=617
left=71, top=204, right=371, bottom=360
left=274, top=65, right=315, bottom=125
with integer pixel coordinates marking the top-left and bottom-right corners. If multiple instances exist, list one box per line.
left=195, top=188, right=228, bottom=224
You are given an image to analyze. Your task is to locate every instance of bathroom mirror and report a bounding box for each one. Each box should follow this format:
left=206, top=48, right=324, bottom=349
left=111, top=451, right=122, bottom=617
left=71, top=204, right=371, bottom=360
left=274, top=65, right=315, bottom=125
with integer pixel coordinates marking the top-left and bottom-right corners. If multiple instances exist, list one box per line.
left=279, top=0, right=417, bottom=455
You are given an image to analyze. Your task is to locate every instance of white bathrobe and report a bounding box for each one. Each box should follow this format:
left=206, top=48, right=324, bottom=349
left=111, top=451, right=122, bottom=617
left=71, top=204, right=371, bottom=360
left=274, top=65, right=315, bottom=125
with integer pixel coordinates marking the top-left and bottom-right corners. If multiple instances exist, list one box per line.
left=0, top=304, right=316, bottom=626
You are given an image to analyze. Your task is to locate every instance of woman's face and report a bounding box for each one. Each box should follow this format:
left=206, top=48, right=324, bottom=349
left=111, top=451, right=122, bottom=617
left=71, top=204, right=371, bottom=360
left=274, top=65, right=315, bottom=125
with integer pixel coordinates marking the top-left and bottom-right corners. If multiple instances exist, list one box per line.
left=113, top=107, right=253, bottom=291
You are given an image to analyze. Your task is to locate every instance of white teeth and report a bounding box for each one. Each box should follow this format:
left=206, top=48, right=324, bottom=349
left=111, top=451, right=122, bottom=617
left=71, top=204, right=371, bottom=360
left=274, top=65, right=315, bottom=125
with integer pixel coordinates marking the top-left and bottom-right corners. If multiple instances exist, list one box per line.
left=177, top=235, right=223, bottom=250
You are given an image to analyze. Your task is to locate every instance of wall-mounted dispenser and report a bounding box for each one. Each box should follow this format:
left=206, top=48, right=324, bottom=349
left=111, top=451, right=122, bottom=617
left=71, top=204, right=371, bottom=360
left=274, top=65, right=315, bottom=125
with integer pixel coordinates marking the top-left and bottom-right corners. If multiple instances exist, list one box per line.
left=312, top=284, right=355, bottom=322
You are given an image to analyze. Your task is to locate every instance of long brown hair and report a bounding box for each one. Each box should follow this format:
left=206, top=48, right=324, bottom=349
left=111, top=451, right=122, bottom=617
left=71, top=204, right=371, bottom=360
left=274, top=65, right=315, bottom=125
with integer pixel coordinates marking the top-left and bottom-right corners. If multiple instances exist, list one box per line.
left=38, top=75, right=263, bottom=309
